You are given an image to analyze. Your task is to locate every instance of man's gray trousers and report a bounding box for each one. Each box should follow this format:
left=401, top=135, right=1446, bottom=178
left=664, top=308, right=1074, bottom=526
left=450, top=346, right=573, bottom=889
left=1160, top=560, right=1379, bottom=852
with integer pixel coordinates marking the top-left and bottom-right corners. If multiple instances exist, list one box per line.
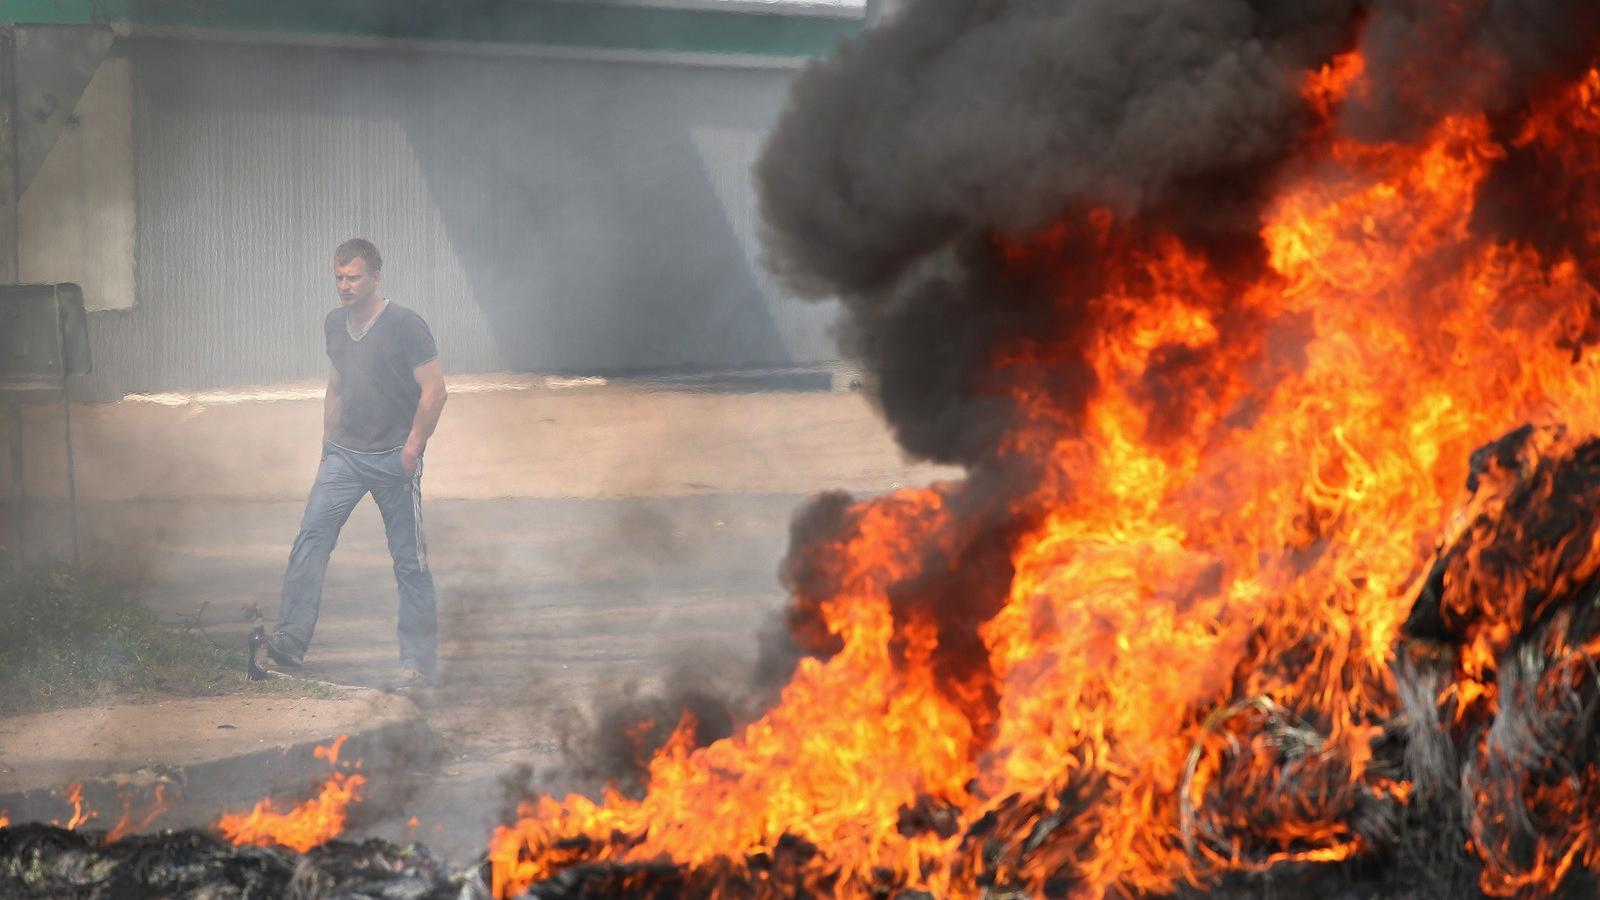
left=275, top=441, right=437, bottom=675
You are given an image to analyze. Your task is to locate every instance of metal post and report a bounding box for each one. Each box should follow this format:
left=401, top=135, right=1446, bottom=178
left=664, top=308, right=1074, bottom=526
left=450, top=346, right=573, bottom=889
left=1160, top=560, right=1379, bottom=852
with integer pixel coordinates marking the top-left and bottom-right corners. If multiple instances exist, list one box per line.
left=6, top=395, right=21, bottom=571
left=60, top=386, right=79, bottom=567
left=55, top=289, right=79, bottom=566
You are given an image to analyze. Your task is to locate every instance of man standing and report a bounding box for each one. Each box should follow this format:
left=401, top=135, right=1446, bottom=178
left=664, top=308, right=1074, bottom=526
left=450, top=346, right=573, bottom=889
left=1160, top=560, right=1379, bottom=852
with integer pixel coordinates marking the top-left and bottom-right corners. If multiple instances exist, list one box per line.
left=267, top=239, right=447, bottom=688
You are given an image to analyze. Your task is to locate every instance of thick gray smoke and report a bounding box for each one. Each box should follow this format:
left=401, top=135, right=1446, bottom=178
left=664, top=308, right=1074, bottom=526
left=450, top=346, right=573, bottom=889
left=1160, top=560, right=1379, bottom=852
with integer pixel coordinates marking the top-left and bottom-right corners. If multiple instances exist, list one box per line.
left=758, top=0, right=1357, bottom=299
left=755, top=0, right=1361, bottom=465
left=756, top=0, right=1600, bottom=466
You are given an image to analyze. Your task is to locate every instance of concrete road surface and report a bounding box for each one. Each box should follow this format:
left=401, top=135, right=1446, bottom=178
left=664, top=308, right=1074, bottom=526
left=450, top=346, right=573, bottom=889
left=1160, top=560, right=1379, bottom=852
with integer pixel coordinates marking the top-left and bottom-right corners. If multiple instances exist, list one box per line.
left=100, top=493, right=805, bottom=758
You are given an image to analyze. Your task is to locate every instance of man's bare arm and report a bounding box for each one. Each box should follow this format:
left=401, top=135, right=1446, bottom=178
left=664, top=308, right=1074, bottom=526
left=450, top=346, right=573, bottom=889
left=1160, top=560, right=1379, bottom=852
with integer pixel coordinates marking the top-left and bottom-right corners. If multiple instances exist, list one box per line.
left=402, top=359, right=447, bottom=474
left=323, top=367, right=342, bottom=443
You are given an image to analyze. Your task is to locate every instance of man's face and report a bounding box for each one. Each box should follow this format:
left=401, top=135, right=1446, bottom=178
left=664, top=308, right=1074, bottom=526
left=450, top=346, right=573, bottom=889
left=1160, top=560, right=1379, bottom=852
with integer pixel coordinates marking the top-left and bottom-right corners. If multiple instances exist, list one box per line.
left=334, top=258, right=380, bottom=307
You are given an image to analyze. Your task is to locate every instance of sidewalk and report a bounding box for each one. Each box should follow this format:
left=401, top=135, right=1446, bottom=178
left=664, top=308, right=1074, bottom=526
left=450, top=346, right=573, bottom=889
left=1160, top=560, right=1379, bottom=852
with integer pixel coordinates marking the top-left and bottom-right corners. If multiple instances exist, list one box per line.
left=0, top=686, right=433, bottom=837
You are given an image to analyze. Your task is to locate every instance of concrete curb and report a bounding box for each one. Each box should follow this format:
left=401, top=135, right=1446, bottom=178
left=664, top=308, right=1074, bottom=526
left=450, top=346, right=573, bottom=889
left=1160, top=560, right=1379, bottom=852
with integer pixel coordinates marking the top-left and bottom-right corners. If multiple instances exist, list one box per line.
left=0, top=705, right=436, bottom=834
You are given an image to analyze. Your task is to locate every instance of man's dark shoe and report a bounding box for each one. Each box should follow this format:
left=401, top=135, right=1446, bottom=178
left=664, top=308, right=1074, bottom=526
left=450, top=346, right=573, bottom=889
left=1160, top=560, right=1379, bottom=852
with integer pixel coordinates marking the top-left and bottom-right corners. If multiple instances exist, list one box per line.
left=264, top=632, right=304, bottom=669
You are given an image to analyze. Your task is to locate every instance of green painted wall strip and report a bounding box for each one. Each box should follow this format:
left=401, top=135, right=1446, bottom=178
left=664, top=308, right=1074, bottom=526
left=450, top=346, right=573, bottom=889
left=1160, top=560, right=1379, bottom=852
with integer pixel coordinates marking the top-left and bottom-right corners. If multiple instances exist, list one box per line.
left=3, top=0, right=861, bottom=58
left=3, top=1, right=132, bottom=24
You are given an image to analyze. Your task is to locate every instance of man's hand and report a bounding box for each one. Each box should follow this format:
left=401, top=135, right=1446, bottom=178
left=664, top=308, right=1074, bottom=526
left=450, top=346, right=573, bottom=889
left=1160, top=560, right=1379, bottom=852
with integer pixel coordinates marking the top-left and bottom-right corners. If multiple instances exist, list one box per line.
left=323, top=367, right=342, bottom=445
left=404, top=359, right=447, bottom=477
left=402, top=439, right=423, bottom=475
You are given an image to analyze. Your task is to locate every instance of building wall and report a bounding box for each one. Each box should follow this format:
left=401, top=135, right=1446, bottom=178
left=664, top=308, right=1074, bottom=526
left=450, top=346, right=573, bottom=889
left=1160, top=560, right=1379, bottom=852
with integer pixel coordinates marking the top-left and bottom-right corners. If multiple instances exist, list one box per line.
left=19, top=51, right=136, bottom=312
left=75, top=36, right=839, bottom=396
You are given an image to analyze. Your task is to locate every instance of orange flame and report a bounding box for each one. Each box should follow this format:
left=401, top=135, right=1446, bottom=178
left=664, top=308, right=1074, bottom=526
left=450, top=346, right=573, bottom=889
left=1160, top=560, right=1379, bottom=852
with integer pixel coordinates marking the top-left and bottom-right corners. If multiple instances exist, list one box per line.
left=216, top=735, right=365, bottom=853
left=0, top=787, right=164, bottom=840
left=489, top=46, right=1600, bottom=900
left=106, top=785, right=170, bottom=843
left=52, top=783, right=96, bottom=831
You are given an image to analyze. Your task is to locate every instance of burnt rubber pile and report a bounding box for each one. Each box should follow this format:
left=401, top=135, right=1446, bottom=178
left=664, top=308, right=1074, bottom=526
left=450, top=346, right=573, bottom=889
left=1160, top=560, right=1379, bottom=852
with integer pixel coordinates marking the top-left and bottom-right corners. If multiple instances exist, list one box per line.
left=0, top=823, right=492, bottom=899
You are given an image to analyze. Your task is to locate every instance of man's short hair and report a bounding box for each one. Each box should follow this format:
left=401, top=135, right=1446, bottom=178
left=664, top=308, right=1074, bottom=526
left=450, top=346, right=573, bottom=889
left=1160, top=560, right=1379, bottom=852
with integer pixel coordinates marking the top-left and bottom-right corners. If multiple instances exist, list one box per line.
left=334, top=238, right=383, bottom=273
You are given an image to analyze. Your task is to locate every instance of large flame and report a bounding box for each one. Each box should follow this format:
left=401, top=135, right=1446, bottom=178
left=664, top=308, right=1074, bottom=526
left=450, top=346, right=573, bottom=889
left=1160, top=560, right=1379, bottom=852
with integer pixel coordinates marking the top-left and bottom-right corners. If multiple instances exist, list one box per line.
left=492, top=42, right=1600, bottom=900
left=216, top=735, right=365, bottom=854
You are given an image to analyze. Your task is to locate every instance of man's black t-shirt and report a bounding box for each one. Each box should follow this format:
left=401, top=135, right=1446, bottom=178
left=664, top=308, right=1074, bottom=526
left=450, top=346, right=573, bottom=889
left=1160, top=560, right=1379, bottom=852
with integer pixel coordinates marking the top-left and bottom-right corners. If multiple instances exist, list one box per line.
left=325, top=302, right=438, bottom=453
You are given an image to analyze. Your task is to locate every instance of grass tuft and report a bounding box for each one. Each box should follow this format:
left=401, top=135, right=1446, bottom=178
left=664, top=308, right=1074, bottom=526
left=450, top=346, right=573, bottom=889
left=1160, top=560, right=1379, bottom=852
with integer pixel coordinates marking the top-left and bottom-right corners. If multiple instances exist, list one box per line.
left=0, top=559, right=245, bottom=715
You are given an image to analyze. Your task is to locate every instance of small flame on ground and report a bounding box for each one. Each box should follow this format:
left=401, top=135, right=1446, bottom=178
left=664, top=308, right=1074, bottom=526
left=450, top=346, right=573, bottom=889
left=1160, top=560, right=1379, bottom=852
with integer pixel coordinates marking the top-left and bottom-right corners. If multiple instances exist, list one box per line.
left=216, top=735, right=366, bottom=853
left=107, top=785, right=170, bottom=843
left=52, top=783, right=95, bottom=831
left=16, top=784, right=166, bottom=841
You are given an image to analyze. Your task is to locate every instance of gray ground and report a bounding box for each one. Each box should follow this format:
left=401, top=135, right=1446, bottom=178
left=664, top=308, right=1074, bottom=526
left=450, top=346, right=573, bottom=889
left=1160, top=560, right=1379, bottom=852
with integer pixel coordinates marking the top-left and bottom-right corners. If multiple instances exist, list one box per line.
left=119, top=493, right=797, bottom=741
left=129, top=494, right=802, bottom=858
